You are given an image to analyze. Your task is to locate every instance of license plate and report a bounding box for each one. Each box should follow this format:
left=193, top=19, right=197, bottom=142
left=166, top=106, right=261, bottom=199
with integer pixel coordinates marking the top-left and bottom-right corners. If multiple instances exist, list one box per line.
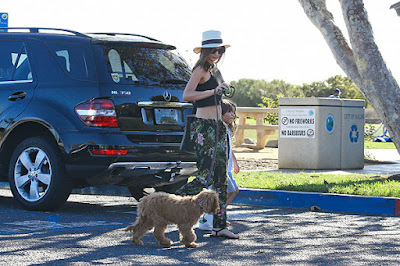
left=154, top=108, right=179, bottom=125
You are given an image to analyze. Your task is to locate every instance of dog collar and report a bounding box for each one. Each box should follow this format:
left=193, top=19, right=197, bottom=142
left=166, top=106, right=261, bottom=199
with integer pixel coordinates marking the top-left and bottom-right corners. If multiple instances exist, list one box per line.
left=196, top=199, right=204, bottom=210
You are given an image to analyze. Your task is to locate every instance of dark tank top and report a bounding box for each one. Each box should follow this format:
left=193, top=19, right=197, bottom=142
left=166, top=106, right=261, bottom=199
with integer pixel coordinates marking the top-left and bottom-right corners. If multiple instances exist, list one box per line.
left=194, top=72, right=222, bottom=108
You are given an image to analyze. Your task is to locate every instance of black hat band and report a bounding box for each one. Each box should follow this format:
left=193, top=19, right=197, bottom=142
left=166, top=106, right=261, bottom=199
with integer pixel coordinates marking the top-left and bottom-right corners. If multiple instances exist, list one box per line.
left=202, top=39, right=223, bottom=46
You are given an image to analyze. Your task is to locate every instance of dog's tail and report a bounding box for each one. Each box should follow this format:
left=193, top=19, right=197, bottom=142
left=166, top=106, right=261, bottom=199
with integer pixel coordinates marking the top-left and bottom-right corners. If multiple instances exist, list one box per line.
left=124, top=224, right=136, bottom=232
left=124, top=215, right=145, bottom=232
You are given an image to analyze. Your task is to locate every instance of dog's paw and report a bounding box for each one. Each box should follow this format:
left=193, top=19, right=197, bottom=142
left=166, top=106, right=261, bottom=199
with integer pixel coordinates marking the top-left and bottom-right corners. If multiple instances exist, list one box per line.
left=132, top=239, right=144, bottom=246
left=185, top=242, right=197, bottom=248
left=159, top=239, right=173, bottom=246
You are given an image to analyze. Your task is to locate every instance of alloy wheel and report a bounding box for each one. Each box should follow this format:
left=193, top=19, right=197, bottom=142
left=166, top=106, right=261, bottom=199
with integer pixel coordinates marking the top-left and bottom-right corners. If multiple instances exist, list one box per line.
left=13, top=147, right=52, bottom=202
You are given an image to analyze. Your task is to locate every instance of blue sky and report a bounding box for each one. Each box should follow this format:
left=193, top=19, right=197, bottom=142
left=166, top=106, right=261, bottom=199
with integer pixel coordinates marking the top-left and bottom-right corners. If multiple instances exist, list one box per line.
left=2, top=0, right=399, bottom=85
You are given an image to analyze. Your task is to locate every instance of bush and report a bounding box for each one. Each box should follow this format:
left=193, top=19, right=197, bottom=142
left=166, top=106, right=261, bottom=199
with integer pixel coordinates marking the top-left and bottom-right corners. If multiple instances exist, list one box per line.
left=258, top=93, right=283, bottom=125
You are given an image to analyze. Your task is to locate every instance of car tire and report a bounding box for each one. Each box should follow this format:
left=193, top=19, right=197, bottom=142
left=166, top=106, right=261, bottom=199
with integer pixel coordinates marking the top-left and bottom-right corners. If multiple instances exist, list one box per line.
left=8, top=136, right=72, bottom=211
left=155, top=178, right=188, bottom=194
left=128, top=178, right=188, bottom=201
left=127, top=185, right=151, bottom=201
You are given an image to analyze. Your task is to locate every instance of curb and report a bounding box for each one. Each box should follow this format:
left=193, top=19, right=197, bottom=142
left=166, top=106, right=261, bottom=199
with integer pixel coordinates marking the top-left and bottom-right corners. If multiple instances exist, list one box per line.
left=233, top=188, right=400, bottom=216
left=2, top=182, right=400, bottom=216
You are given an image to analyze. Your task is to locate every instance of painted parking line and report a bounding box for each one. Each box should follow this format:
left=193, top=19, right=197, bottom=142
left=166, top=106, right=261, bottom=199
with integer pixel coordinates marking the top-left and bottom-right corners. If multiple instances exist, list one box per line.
left=0, top=210, right=130, bottom=235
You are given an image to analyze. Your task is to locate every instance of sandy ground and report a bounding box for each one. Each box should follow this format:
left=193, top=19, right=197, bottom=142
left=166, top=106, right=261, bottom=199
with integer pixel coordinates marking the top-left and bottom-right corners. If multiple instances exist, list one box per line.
left=232, top=147, right=278, bottom=170
left=233, top=146, right=399, bottom=171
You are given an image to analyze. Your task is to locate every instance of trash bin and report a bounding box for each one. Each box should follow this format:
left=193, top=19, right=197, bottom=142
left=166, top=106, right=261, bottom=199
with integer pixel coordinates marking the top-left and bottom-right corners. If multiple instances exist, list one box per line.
left=341, top=99, right=365, bottom=169
left=278, top=98, right=365, bottom=170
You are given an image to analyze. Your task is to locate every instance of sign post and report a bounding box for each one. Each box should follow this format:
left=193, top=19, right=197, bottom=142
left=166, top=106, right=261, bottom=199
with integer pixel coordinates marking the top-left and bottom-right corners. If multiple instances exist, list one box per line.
left=0, top=13, right=8, bottom=32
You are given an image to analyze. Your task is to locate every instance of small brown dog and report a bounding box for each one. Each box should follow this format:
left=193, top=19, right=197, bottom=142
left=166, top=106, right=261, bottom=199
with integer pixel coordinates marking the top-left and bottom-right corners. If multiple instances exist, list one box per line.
left=125, top=189, right=219, bottom=248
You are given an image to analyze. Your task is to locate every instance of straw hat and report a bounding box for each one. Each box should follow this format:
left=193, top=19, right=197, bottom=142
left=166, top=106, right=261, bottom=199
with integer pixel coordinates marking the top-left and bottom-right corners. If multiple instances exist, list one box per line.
left=193, top=30, right=230, bottom=54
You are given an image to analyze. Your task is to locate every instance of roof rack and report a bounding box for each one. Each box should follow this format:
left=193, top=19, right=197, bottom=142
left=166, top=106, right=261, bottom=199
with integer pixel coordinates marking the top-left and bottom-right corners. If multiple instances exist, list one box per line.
left=0, top=27, right=90, bottom=38
left=88, top=33, right=161, bottom=42
left=0, top=28, right=165, bottom=44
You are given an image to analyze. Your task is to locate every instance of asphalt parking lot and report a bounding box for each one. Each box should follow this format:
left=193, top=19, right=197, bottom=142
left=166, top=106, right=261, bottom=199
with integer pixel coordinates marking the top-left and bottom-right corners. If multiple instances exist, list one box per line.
left=2, top=187, right=400, bottom=265
left=1, top=148, right=400, bottom=265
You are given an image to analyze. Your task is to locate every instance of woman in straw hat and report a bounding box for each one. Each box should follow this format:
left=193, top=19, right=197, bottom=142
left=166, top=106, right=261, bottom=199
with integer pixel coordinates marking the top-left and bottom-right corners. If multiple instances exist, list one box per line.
left=176, top=30, right=239, bottom=239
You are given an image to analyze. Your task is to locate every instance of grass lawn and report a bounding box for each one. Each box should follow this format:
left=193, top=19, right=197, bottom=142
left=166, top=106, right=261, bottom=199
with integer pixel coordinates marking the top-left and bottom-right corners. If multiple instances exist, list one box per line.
left=364, top=140, right=395, bottom=149
left=234, top=172, right=399, bottom=198
left=189, top=172, right=399, bottom=198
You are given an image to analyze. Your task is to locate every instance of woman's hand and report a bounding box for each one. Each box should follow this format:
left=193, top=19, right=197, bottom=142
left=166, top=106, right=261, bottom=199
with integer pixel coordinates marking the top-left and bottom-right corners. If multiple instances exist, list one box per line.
left=215, top=83, right=230, bottom=95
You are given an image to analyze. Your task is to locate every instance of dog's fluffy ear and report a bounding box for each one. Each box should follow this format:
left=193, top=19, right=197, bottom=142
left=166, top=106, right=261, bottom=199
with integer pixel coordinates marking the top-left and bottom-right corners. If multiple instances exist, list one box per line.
left=201, top=190, right=220, bottom=214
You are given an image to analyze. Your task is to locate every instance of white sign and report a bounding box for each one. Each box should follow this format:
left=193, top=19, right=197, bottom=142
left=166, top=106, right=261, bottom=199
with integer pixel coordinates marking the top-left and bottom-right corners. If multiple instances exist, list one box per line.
left=280, top=108, right=316, bottom=138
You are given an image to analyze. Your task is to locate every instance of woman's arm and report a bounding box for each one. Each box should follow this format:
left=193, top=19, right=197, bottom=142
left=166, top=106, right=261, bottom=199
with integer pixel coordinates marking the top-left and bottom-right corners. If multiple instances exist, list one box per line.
left=183, top=67, right=225, bottom=102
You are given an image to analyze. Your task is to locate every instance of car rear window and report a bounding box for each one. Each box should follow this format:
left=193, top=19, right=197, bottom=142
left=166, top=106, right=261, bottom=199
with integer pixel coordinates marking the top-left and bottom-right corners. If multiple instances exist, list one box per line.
left=0, top=41, right=32, bottom=82
left=46, top=42, right=97, bottom=82
left=96, top=44, right=191, bottom=85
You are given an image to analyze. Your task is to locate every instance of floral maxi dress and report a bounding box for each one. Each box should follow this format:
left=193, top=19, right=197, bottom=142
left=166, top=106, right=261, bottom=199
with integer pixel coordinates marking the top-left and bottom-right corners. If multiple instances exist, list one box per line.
left=176, top=117, right=228, bottom=229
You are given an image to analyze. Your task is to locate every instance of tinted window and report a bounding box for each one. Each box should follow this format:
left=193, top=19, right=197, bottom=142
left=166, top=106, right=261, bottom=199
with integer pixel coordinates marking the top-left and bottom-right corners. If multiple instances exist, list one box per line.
left=100, top=45, right=191, bottom=85
left=47, top=42, right=97, bottom=82
left=0, top=41, right=32, bottom=82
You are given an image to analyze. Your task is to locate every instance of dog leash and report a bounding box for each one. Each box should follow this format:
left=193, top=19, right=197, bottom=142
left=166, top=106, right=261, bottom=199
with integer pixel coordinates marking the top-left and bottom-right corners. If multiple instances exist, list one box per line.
left=205, top=87, right=219, bottom=186
left=205, top=68, right=235, bottom=187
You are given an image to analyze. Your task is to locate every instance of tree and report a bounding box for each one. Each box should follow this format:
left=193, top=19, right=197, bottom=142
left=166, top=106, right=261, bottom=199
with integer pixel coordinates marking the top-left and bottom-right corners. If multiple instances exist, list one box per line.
left=231, top=75, right=365, bottom=107
left=230, top=79, right=265, bottom=107
left=325, top=75, right=365, bottom=101
left=231, top=79, right=304, bottom=107
left=298, top=0, right=400, bottom=153
left=300, top=75, right=367, bottom=102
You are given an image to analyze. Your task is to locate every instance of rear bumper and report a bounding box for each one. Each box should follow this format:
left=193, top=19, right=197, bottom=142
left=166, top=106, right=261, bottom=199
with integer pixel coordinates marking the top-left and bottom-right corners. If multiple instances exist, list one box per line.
left=108, top=161, right=197, bottom=178
left=59, top=128, right=197, bottom=187
left=79, top=161, right=197, bottom=187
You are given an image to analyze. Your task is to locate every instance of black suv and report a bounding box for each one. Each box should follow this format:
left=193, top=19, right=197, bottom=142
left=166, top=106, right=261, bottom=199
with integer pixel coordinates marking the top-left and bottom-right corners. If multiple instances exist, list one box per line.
left=0, top=28, right=196, bottom=210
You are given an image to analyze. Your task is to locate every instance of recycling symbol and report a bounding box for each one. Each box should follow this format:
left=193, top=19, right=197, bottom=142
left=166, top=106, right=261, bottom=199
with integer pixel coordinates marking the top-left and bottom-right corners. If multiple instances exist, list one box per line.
left=349, top=125, right=359, bottom=143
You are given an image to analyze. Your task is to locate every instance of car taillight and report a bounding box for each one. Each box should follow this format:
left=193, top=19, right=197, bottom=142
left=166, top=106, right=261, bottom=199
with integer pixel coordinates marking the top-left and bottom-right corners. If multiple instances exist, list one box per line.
left=75, top=99, right=118, bottom=127
left=90, top=149, right=128, bottom=155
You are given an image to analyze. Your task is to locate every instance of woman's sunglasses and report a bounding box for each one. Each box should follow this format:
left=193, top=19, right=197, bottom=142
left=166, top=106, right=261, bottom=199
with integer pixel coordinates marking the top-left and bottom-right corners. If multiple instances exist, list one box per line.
left=211, top=47, right=226, bottom=55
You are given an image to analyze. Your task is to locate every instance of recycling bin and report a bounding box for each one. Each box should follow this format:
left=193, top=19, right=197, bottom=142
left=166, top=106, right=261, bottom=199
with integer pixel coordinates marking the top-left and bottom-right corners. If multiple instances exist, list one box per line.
left=278, top=97, right=365, bottom=170
left=341, top=99, right=365, bottom=169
